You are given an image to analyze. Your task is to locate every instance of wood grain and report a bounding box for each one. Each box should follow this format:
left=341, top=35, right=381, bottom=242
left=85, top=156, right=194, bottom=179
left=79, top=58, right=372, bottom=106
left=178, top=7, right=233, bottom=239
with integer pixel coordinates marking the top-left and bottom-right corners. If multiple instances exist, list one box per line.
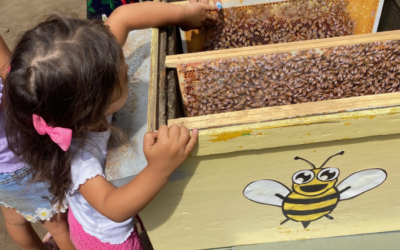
left=147, top=28, right=159, bottom=132
left=168, top=92, right=400, bottom=130
left=166, top=30, right=400, bottom=67
left=158, top=27, right=168, bottom=127
left=185, top=106, right=400, bottom=156
left=167, top=27, right=180, bottom=120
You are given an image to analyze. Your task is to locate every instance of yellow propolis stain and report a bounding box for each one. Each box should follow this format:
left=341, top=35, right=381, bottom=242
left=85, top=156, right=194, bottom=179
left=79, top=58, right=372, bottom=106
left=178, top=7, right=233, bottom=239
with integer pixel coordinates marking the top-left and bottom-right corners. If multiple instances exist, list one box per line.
left=340, top=137, right=351, bottom=140
left=240, top=0, right=244, bottom=3
left=369, top=115, right=376, bottom=119
left=313, top=150, right=317, bottom=152
left=208, top=129, right=253, bottom=142
left=344, top=123, right=352, bottom=125
left=388, top=108, right=400, bottom=115
left=238, top=146, right=243, bottom=148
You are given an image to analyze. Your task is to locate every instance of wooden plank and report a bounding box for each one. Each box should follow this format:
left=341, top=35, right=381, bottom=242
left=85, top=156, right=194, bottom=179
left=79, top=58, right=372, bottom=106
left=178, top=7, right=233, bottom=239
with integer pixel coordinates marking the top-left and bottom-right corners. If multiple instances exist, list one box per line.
left=142, top=132, right=400, bottom=250
left=166, top=26, right=181, bottom=120
left=186, top=106, right=400, bottom=156
left=167, top=69, right=180, bottom=120
left=170, top=30, right=399, bottom=61
left=158, top=27, right=168, bottom=127
left=167, top=26, right=176, bottom=55
left=168, top=92, right=400, bottom=130
left=165, top=30, right=400, bottom=67
left=147, top=28, right=159, bottom=132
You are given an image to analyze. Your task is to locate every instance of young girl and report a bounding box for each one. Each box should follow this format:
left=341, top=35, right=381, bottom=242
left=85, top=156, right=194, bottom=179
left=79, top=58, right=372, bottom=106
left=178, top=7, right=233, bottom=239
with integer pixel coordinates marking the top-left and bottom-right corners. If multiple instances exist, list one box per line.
left=4, top=2, right=217, bottom=249
left=0, top=36, right=75, bottom=250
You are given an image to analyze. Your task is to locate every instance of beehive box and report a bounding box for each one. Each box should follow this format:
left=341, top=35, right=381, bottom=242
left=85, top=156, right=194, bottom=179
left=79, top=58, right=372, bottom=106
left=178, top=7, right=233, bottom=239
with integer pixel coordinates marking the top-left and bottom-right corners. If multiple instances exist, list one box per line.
left=141, top=7, right=400, bottom=250
left=176, top=0, right=385, bottom=53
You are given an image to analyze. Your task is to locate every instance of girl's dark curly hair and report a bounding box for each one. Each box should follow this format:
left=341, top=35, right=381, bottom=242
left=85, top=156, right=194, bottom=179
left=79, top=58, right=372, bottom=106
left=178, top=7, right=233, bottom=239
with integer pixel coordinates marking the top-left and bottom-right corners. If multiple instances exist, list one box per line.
left=4, top=15, right=123, bottom=206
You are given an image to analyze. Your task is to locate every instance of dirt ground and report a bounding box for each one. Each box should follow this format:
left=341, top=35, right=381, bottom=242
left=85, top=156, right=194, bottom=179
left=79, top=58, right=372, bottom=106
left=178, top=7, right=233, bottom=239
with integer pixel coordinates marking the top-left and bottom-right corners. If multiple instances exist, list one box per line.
left=0, top=1, right=85, bottom=249
left=1, top=0, right=86, bottom=50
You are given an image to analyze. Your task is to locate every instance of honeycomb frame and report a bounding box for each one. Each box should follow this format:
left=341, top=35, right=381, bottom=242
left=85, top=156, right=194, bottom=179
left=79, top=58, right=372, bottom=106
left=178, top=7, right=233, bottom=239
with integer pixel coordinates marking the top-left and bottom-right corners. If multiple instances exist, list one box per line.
left=180, top=0, right=384, bottom=53
left=175, top=32, right=400, bottom=117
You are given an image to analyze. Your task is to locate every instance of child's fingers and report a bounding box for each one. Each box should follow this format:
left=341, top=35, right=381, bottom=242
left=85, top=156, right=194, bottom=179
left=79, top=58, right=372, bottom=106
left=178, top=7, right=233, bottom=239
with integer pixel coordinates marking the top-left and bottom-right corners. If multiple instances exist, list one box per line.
left=214, top=0, right=223, bottom=10
left=158, top=125, right=169, bottom=141
left=204, top=4, right=219, bottom=11
left=184, top=129, right=199, bottom=156
left=168, top=125, right=180, bottom=141
left=199, top=0, right=210, bottom=4
left=178, top=126, right=190, bottom=145
left=143, top=131, right=158, bottom=149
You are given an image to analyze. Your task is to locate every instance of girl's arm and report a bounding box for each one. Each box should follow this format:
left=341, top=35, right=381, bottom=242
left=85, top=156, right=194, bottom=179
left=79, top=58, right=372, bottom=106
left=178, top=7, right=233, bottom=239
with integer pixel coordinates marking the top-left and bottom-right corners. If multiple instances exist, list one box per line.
left=79, top=125, right=198, bottom=223
left=0, top=35, right=11, bottom=80
left=105, top=2, right=218, bottom=46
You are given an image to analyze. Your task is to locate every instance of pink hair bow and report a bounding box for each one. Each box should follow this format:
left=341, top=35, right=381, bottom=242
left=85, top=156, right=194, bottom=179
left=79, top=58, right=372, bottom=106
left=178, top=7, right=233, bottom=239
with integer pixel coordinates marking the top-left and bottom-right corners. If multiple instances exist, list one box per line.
left=32, top=114, right=72, bottom=151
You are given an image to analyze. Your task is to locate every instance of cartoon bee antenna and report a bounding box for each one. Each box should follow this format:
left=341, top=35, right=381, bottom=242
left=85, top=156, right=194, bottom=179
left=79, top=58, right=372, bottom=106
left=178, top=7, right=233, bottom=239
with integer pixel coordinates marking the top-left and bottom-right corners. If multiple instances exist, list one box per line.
left=294, top=151, right=345, bottom=169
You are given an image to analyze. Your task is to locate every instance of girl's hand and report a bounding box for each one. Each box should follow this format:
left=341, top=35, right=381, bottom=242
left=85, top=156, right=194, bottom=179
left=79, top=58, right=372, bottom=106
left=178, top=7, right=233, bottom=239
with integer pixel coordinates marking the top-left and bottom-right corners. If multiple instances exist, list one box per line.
left=189, top=0, right=223, bottom=10
left=180, top=2, right=219, bottom=31
left=143, top=125, right=198, bottom=179
left=80, top=126, right=198, bottom=223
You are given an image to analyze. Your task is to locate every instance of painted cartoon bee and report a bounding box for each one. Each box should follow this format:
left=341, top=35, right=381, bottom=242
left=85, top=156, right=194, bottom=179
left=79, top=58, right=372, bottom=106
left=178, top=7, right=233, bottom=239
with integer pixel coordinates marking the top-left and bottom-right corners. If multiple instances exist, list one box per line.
left=243, top=151, right=387, bottom=228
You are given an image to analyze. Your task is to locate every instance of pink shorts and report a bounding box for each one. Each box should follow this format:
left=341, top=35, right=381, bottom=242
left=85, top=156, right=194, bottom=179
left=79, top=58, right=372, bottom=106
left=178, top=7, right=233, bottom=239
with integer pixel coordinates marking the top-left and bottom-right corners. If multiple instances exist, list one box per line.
left=68, top=209, right=144, bottom=250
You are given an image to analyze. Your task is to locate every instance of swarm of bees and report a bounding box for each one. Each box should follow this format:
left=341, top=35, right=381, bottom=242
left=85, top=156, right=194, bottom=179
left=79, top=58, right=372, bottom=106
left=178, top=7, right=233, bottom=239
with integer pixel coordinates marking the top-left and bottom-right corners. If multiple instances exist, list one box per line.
left=201, top=0, right=356, bottom=51
left=179, top=40, right=400, bottom=117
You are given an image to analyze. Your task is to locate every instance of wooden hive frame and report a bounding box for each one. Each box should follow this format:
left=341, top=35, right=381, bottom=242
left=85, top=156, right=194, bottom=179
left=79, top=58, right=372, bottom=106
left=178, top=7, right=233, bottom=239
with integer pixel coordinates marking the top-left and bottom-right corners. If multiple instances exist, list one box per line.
left=148, top=29, right=400, bottom=157
left=173, top=0, right=385, bottom=53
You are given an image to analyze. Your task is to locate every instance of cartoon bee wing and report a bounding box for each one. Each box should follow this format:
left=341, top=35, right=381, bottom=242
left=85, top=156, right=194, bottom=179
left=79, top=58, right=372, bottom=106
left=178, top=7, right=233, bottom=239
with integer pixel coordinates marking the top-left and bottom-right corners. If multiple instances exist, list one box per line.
left=337, top=168, right=387, bottom=200
left=243, top=180, right=290, bottom=207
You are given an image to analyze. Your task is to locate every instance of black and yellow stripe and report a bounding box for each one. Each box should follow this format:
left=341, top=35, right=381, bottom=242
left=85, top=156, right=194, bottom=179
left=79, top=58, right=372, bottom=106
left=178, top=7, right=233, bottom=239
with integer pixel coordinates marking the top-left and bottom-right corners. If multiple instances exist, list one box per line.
left=282, top=188, right=339, bottom=222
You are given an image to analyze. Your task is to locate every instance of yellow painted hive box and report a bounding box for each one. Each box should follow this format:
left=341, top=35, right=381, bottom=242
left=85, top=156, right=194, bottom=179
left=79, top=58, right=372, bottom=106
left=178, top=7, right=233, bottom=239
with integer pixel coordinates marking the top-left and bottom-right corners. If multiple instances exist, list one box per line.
left=142, top=1, right=400, bottom=249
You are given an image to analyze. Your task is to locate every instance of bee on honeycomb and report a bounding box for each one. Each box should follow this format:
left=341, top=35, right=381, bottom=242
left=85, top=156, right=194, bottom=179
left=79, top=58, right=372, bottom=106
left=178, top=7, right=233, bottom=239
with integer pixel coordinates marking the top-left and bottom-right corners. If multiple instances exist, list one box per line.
left=179, top=40, right=400, bottom=117
left=201, top=0, right=356, bottom=51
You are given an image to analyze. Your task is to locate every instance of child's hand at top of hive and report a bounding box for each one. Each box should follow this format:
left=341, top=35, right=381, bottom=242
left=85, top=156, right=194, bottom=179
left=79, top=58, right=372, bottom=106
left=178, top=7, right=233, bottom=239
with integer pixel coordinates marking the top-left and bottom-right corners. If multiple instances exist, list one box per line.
left=189, top=0, right=222, bottom=11
left=106, top=2, right=218, bottom=46
left=143, top=125, right=198, bottom=180
left=179, top=2, right=219, bottom=31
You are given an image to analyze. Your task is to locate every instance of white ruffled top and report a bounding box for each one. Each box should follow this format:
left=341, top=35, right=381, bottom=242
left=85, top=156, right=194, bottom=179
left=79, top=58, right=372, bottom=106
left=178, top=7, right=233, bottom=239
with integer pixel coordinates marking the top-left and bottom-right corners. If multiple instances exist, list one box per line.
left=66, top=116, right=135, bottom=244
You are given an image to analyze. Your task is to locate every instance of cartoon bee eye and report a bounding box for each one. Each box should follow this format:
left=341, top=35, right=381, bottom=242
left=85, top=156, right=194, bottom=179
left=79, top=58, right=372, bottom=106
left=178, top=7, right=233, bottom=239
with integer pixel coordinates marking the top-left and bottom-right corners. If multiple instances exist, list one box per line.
left=293, top=170, right=315, bottom=184
left=317, top=168, right=339, bottom=181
